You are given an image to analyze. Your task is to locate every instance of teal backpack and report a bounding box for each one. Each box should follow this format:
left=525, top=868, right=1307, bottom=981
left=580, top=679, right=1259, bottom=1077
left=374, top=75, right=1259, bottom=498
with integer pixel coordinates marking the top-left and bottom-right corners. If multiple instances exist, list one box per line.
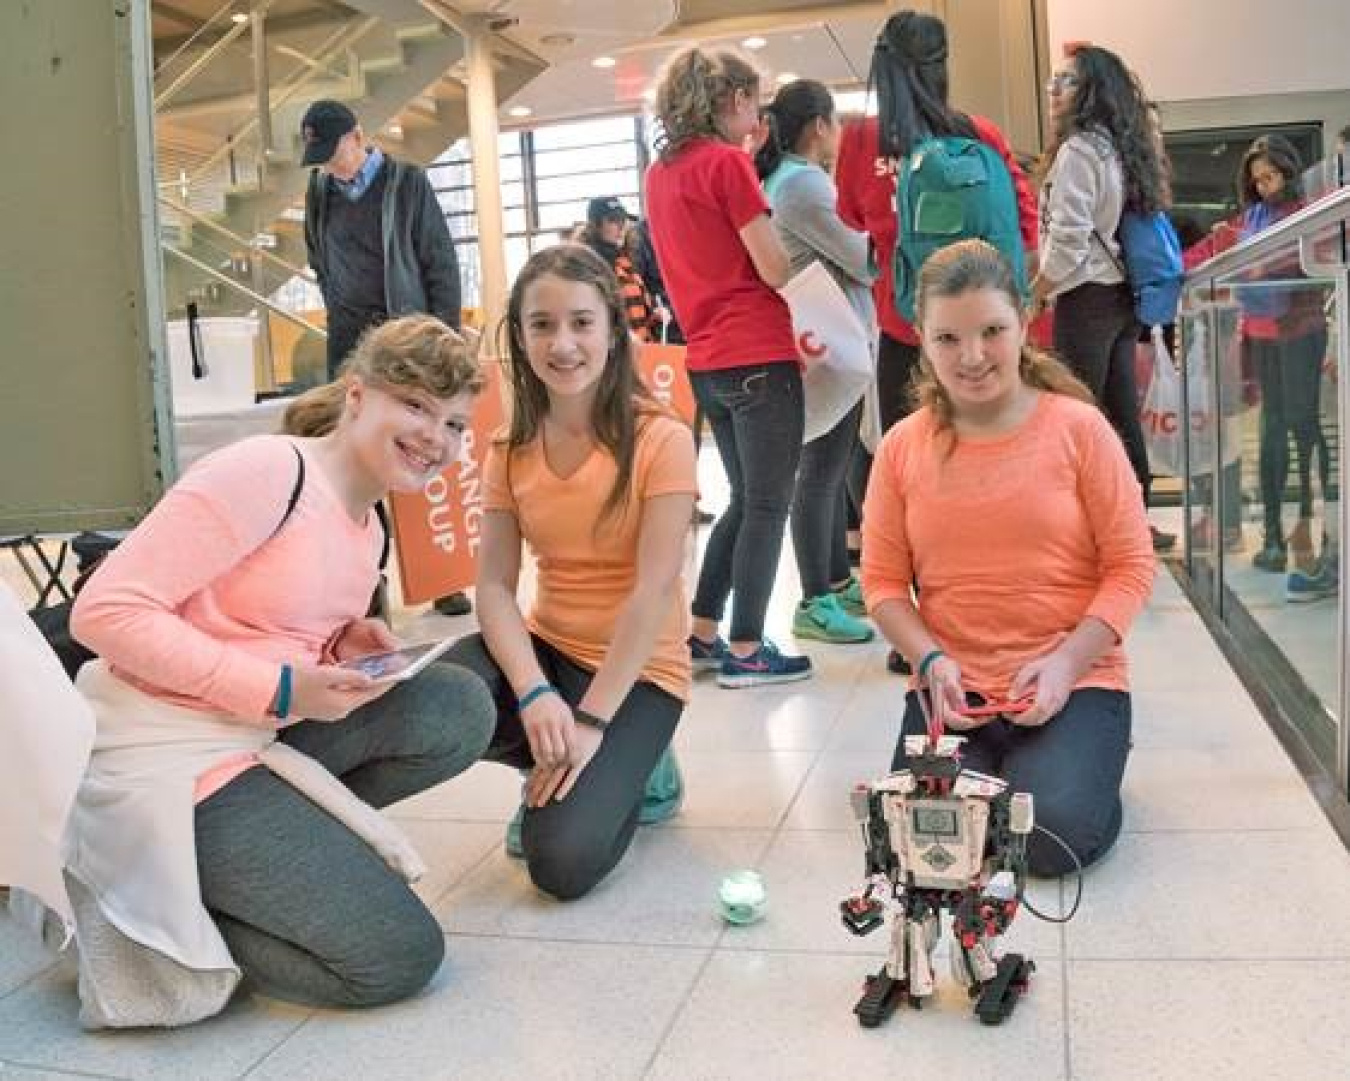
left=893, top=135, right=1028, bottom=320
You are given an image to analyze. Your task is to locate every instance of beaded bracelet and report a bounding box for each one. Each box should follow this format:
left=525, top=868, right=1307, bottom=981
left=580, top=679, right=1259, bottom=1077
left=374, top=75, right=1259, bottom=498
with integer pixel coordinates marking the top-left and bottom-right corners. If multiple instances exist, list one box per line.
left=517, top=681, right=558, bottom=712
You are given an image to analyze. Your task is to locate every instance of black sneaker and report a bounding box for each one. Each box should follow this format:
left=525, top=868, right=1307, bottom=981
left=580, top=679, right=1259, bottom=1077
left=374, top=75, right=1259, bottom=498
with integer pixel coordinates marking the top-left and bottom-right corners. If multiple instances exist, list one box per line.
left=433, top=590, right=473, bottom=616
left=1150, top=526, right=1177, bottom=553
left=886, top=650, right=911, bottom=676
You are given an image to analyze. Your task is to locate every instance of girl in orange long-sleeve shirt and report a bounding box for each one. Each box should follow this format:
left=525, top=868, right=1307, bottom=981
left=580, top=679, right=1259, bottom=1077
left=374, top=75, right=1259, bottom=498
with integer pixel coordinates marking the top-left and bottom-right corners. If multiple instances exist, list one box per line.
left=861, top=240, right=1155, bottom=875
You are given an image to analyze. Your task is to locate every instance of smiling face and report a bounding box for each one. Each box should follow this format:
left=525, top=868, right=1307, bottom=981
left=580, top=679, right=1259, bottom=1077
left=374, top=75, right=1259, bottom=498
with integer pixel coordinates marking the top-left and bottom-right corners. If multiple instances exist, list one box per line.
left=920, top=286, right=1028, bottom=418
left=345, top=378, right=474, bottom=492
left=519, top=272, right=614, bottom=407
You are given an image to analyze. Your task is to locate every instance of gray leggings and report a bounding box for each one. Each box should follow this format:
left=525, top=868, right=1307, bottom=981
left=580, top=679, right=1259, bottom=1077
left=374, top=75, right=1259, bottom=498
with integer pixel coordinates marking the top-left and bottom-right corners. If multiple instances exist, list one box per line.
left=447, top=633, right=683, bottom=901
left=193, top=662, right=495, bottom=1008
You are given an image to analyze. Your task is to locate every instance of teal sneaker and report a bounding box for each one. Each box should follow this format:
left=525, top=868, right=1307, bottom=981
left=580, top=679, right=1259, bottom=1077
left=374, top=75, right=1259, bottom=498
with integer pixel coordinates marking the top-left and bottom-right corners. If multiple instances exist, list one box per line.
left=504, top=802, right=524, bottom=859
left=832, top=576, right=867, bottom=617
left=793, top=593, right=874, bottom=644
left=1286, top=555, right=1338, bottom=603
left=638, top=747, right=684, bottom=824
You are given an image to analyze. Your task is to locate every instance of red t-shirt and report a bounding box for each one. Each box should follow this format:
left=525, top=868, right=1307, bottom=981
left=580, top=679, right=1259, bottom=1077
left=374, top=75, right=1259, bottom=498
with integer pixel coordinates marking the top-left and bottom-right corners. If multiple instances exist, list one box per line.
left=835, top=115, right=1038, bottom=345
left=645, top=138, right=799, bottom=372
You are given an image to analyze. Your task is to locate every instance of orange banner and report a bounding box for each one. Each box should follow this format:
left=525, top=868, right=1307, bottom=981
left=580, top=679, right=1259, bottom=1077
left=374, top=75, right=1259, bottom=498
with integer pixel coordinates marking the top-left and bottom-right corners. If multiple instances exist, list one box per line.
left=388, top=364, right=504, bottom=605
left=636, top=342, right=697, bottom=425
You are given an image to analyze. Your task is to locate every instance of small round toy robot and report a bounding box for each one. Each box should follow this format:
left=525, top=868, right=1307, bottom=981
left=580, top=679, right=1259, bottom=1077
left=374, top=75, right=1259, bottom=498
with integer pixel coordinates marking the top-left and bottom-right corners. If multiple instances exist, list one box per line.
left=840, top=721, right=1035, bottom=1027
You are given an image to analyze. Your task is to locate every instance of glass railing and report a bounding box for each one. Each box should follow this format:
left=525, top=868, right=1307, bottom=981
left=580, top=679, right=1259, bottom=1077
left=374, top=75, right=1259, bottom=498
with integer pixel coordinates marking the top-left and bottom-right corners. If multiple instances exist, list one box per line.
left=1179, top=183, right=1350, bottom=791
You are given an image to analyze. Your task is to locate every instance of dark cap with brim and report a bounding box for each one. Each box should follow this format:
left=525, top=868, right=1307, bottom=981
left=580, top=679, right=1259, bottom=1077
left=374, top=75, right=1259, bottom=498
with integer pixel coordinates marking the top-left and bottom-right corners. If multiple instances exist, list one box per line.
left=300, top=99, right=357, bottom=166
left=586, top=196, right=634, bottom=225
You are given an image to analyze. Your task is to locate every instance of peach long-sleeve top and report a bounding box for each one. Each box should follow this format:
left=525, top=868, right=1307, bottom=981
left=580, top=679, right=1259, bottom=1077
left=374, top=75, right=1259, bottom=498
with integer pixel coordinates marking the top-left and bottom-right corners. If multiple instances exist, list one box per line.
left=72, top=435, right=383, bottom=723
left=861, top=393, right=1155, bottom=697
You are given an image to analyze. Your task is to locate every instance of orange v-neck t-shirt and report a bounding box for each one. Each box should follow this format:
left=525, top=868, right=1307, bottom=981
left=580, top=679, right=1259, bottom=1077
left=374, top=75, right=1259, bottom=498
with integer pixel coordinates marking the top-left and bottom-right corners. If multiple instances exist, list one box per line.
left=483, top=413, right=698, bottom=702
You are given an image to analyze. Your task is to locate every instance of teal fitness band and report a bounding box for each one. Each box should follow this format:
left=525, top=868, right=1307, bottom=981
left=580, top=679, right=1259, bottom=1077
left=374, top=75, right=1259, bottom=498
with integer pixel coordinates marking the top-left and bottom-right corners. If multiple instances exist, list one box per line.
left=917, top=649, right=945, bottom=681
left=274, top=664, right=293, bottom=721
left=517, top=682, right=557, bottom=712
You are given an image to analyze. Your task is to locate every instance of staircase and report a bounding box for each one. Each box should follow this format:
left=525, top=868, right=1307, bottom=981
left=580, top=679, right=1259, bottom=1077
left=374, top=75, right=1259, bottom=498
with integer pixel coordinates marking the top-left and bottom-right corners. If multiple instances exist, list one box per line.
left=155, top=0, right=544, bottom=329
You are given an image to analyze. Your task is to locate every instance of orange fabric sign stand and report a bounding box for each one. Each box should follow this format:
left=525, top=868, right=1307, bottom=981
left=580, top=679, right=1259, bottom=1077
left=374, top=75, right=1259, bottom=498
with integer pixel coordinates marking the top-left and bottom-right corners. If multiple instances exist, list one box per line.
left=635, top=342, right=696, bottom=425
left=387, top=364, right=505, bottom=605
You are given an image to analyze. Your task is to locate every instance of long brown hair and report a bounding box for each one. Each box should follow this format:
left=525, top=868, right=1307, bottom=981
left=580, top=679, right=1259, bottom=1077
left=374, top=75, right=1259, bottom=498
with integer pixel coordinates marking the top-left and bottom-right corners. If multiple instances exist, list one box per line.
left=652, top=46, right=760, bottom=161
left=502, top=244, right=665, bottom=524
left=282, top=314, right=484, bottom=437
left=912, top=240, right=1093, bottom=437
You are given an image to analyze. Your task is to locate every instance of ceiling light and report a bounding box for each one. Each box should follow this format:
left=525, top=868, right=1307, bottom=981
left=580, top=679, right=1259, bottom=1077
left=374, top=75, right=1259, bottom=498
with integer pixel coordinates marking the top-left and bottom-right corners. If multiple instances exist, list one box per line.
left=640, top=88, right=656, bottom=104
left=775, top=72, right=798, bottom=85
left=508, top=105, right=533, bottom=118
left=742, top=37, right=767, bottom=50
left=387, top=123, right=403, bottom=137
left=592, top=56, right=617, bottom=69
left=230, top=12, right=249, bottom=24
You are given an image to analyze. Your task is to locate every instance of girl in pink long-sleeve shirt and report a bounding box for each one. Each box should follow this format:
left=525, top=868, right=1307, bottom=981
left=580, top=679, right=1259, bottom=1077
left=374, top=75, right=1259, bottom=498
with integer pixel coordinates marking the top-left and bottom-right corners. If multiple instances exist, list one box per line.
left=862, top=240, right=1155, bottom=876
left=70, top=315, right=495, bottom=1016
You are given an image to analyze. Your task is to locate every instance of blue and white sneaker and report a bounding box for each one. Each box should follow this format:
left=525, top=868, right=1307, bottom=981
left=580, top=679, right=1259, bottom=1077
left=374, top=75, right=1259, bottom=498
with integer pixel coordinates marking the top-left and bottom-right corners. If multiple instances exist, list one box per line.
left=1286, top=557, right=1338, bottom=603
left=689, top=634, right=730, bottom=673
left=717, top=639, right=813, bottom=689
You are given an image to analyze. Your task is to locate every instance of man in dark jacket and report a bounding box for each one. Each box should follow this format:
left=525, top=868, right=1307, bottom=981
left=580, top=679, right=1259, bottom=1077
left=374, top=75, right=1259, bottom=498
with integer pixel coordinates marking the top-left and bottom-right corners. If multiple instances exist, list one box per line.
left=301, top=99, right=472, bottom=616
left=301, top=99, right=462, bottom=378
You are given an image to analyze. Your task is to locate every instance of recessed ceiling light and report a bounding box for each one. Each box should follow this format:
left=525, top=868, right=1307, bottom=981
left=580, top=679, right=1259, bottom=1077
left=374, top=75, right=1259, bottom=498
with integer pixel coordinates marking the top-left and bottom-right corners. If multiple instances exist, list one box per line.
left=508, top=105, right=533, bottom=118
left=387, top=123, right=403, bottom=137
left=230, top=12, right=249, bottom=23
left=775, top=72, right=798, bottom=85
left=742, top=37, right=767, bottom=50
left=592, top=56, right=617, bottom=69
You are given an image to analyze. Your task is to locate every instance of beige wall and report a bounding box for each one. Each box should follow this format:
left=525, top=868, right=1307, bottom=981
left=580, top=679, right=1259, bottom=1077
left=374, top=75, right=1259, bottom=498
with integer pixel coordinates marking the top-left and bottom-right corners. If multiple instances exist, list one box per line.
left=1045, top=0, right=1350, bottom=104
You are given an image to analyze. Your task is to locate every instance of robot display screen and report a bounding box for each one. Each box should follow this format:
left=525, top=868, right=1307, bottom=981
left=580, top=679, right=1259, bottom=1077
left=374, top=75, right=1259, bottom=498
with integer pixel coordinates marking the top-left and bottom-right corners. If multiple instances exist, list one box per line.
left=911, top=806, right=959, bottom=837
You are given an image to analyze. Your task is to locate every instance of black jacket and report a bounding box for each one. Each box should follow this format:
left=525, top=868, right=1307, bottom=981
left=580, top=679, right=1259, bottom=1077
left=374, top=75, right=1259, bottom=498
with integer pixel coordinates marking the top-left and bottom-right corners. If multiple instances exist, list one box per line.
left=304, top=154, right=461, bottom=328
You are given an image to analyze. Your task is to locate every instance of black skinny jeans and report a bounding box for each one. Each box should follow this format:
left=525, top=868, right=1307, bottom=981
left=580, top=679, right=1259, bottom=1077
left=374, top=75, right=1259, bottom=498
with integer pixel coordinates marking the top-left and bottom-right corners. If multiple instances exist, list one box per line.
left=447, top=633, right=683, bottom=901
left=1054, top=282, right=1152, bottom=503
left=1251, top=330, right=1331, bottom=540
left=689, top=362, right=805, bottom=642
left=793, top=398, right=865, bottom=598
left=876, top=332, right=922, bottom=435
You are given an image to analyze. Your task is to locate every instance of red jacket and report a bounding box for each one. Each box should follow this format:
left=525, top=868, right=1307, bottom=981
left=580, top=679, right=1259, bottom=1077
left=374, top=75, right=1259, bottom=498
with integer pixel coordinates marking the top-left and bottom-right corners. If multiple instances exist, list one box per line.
left=835, top=115, right=1038, bottom=345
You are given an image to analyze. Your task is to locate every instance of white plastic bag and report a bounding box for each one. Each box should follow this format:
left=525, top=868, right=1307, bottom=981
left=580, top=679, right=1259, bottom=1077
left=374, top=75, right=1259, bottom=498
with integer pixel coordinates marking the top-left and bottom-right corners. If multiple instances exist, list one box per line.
left=779, top=261, right=874, bottom=443
left=1140, top=323, right=1239, bottom=477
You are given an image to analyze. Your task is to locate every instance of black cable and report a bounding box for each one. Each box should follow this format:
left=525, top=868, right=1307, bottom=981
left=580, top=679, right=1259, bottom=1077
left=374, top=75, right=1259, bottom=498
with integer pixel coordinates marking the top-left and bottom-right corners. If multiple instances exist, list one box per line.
left=1017, top=824, right=1084, bottom=924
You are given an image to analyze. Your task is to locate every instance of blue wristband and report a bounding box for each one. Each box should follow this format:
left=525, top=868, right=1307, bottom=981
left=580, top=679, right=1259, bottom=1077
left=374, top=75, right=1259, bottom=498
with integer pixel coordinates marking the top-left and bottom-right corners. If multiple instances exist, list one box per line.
left=517, top=681, right=557, bottom=712
left=917, top=649, right=945, bottom=681
left=274, top=664, right=293, bottom=721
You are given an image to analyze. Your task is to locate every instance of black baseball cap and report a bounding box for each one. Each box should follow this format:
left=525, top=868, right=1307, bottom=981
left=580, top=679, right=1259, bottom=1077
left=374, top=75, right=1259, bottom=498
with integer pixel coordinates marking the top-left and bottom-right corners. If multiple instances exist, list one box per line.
left=300, top=100, right=358, bottom=166
left=587, top=196, right=633, bottom=226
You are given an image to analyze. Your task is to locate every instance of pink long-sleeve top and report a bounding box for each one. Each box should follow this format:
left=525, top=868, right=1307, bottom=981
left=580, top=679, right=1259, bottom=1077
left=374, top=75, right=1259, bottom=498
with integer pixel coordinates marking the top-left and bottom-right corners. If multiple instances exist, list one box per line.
left=861, top=393, right=1155, bottom=698
left=72, top=435, right=383, bottom=724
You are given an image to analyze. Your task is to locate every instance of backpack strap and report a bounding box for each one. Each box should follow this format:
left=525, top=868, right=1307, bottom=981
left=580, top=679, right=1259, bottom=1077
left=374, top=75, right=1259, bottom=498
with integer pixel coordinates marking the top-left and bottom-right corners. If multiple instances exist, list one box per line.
left=271, top=444, right=307, bottom=539
left=1090, top=228, right=1127, bottom=278
left=373, top=501, right=392, bottom=571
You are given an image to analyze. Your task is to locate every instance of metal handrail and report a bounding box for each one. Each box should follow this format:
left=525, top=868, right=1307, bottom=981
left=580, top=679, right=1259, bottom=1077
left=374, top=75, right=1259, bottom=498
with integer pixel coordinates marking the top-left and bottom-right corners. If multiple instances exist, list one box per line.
left=159, top=193, right=311, bottom=282
left=155, top=0, right=243, bottom=84
left=155, top=1, right=278, bottom=112
left=1185, top=184, right=1350, bottom=284
left=162, top=242, right=327, bottom=339
left=181, top=15, right=379, bottom=192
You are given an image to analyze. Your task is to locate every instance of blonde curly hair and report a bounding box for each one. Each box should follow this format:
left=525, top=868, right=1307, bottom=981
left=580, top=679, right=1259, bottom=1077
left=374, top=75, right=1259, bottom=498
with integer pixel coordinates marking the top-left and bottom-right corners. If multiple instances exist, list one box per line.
left=652, top=46, right=761, bottom=160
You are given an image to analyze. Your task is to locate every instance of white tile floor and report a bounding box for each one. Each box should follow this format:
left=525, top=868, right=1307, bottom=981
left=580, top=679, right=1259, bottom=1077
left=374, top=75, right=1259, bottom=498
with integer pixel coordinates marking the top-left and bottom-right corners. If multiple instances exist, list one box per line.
left=6, top=496, right=1350, bottom=1078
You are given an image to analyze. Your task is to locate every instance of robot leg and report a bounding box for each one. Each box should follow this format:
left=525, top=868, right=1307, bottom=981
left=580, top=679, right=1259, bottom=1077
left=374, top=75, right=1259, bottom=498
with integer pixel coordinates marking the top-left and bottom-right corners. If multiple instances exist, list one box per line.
left=906, top=912, right=939, bottom=1000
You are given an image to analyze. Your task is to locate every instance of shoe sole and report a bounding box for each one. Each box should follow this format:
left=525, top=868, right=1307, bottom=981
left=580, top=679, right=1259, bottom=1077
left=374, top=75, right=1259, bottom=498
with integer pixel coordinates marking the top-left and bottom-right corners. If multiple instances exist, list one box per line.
left=1286, top=590, right=1336, bottom=603
left=691, top=657, right=725, bottom=673
left=717, top=667, right=814, bottom=689
left=792, top=621, right=874, bottom=644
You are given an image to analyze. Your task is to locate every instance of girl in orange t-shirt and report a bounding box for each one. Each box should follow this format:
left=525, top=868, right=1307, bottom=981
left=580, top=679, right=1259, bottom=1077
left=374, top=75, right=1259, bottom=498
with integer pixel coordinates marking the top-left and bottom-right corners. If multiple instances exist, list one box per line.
left=448, top=245, right=698, bottom=900
left=862, top=241, right=1154, bottom=877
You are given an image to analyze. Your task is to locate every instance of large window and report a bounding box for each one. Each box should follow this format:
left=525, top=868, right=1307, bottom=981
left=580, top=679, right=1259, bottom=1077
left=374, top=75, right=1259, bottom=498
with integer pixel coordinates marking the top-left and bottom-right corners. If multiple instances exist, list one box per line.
left=430, top=116, right=649, bottom=309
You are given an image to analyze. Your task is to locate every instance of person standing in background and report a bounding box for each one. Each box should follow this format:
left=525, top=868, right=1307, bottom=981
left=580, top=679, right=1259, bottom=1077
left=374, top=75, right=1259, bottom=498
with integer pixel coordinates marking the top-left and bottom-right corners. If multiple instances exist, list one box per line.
left=1034, top=45, right=1175, bottom=553
left=301, top=99, right=473, bottom=616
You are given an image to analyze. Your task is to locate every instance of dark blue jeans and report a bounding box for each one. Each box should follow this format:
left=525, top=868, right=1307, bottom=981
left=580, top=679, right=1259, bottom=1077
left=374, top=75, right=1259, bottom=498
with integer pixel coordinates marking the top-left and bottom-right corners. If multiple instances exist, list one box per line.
left=793, top=398, right=864, bottom=597
left=690, top=362, right=804, bottom=642
left=891, top=687, right=1131, bottom=876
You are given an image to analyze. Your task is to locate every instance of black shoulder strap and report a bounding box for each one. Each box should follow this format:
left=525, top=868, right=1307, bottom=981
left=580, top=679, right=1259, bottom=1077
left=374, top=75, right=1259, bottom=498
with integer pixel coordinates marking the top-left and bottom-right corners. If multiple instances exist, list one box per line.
left=374, top=500, right=391, bottom=571
left=271, top=445, right=306, bottom=539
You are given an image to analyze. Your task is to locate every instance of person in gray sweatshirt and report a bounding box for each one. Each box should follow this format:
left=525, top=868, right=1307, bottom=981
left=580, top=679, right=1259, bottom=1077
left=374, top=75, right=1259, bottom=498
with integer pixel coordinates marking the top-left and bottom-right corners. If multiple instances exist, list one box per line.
left=756, top=79, right=877, bottom=645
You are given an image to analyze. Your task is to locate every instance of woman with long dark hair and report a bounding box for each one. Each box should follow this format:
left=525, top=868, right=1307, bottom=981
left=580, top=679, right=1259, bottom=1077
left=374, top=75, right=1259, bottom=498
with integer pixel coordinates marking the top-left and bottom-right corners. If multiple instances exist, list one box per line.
left=755, top=78, right=875, bottom=645
left=1036, top=44, right=1172, bottom=550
